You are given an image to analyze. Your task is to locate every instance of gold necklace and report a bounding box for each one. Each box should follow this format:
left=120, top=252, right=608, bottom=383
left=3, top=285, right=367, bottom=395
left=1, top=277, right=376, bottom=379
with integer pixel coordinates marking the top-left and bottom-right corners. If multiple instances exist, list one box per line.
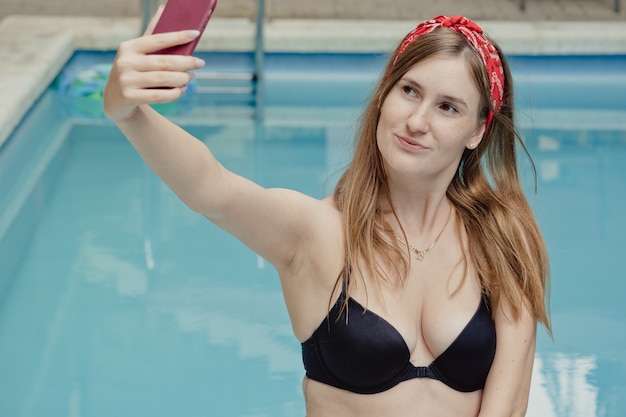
left=394, top=207, right=453, bottom=261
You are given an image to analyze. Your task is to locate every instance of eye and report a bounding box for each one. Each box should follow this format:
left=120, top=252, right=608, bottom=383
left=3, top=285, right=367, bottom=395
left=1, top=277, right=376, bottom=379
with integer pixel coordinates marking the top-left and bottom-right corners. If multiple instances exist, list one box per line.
left=401, top=84, right=417, bottom=97
left=440, top=102, right=458, bottom=114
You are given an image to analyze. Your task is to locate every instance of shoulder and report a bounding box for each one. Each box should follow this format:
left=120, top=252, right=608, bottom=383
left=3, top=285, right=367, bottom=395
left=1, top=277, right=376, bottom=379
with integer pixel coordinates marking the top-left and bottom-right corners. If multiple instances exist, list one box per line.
left=292, top=193, right=342, bottom=265
left=268, top=190, right=343, bottom=274
left=276, top=193, right=345, bottom=341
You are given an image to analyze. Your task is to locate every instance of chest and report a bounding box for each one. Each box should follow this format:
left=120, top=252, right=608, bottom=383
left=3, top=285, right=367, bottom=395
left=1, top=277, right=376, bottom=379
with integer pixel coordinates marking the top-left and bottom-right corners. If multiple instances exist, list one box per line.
left=348, top=254, right=484, bottom=363
left=302, top=286, right=497, bottom=393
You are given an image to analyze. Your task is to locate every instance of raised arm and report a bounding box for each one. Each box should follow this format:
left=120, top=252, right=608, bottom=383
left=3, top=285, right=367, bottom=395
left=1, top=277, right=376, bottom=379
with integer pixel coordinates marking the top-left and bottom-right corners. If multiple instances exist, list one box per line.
left=102, top=10, right=326, bottom=271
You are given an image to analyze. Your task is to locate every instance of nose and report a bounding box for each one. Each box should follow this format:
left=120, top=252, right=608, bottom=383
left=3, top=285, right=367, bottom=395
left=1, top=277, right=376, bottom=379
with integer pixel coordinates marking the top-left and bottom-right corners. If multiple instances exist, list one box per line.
left=406, top=103, right=430, bottom=133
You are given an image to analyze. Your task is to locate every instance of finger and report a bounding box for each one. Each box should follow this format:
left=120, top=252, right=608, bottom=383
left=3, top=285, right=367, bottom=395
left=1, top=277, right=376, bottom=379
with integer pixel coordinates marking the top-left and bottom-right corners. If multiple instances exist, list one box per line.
left=133, top=30, right=200, bottom=55
left=127, top=87, right=188, bottom=105
left=114, top=66, right=193, bottom=90
left=134, top=54, right=205, bottom=73
left=139, top=71, right=195, bottom=89
left=143, top=4, right=165, bottom=36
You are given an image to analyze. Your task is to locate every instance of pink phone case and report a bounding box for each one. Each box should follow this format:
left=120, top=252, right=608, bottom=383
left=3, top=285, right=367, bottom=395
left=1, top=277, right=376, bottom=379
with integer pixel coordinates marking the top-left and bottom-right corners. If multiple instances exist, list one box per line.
left=151, top=0, right=218, bottom=55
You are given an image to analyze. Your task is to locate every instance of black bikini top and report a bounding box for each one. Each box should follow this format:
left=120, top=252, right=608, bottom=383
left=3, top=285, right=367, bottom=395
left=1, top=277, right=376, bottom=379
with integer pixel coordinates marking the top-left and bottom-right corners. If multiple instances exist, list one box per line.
left=301, top=292, right=496, bottom=394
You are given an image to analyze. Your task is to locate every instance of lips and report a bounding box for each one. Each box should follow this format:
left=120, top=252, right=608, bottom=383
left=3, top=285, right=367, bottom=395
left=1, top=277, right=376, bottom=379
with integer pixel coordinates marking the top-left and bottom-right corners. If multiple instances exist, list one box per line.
left=395, top=134, right=427, bottom=152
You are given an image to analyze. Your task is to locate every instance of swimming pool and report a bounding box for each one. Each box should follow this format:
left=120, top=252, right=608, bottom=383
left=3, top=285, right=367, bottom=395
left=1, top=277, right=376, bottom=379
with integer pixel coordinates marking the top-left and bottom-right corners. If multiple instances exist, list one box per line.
left=1, top=51, right=625, bottom=417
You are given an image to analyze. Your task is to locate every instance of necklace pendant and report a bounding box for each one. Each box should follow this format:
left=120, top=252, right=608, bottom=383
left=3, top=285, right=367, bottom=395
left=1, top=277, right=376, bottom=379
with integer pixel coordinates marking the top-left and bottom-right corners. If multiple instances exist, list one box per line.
left=394, top=205, right=453, bottom=262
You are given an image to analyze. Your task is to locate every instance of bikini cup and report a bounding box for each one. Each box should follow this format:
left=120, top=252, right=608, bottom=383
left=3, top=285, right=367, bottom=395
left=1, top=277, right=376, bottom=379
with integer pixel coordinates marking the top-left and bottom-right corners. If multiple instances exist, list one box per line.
left=301, top=292, right=497, bottom=394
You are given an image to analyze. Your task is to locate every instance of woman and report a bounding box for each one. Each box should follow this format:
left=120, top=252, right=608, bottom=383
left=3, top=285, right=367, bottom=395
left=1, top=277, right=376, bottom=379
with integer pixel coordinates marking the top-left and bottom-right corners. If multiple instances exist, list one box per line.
left=104, top=12, right=550, bottom=417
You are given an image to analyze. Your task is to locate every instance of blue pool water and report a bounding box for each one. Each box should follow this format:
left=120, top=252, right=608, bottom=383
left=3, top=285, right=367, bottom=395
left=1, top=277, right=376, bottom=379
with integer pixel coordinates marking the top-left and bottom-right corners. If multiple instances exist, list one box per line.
left=1, top=52, right=625, bottom=417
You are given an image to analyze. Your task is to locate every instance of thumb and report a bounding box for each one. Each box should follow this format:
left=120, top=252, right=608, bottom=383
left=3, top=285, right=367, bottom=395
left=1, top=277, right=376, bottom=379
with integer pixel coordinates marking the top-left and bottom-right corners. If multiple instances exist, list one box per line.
left=143, top=4, right=165, bottom=36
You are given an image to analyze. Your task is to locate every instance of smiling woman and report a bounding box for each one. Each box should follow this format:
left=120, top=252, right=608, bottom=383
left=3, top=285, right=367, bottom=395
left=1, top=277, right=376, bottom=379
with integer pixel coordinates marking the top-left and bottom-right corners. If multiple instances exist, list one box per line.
left=310, top=17, right=549, bottom=417
left=376, top=56, right=487, bottom=188
left=98, top=11, right=550, bottom=417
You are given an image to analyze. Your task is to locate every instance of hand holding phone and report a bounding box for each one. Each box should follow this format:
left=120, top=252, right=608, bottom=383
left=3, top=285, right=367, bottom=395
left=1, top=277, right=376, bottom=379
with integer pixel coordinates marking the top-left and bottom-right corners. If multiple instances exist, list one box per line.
left=150, top=0, right=218, bottom=55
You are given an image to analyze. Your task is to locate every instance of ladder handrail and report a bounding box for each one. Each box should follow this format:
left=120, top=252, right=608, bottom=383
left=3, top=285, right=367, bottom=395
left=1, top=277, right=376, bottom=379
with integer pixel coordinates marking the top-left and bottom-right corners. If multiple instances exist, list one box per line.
left=141, top=0, right=160, bottom=33
left=254, top=0, right=265, bottom=125
left=255, top=0, right=265, bottom=83
left=140, top=0, right=265, bottom=124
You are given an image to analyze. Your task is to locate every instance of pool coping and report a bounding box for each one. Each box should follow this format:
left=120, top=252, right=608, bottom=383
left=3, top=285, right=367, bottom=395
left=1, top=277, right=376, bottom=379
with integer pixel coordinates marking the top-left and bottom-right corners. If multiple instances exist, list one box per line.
left=1, top=15, right=626, bottom=147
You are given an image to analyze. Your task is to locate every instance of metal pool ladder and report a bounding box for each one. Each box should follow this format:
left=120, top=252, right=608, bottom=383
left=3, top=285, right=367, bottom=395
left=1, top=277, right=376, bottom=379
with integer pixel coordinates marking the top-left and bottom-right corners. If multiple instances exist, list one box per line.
left=141, top=0, right=265, bottom=113
left=516, top=0, right=620, bottom=12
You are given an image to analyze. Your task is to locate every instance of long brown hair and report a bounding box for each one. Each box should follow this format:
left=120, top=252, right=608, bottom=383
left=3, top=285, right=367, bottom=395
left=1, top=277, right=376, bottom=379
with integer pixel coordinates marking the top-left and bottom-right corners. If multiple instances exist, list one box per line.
left=333, top=28, right=551, bottom=331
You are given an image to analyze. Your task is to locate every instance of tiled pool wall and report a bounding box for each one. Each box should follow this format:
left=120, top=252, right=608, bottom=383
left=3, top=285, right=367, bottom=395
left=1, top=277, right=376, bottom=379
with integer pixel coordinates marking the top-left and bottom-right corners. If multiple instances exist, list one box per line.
left=0, top=91, right=71, bottom=289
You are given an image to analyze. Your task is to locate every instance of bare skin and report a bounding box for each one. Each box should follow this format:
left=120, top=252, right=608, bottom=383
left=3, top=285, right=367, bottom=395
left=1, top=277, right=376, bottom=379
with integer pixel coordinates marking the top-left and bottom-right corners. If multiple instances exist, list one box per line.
left=103, top=9, right=538, bottom=417
left=299, top=202, right=487, bottom=417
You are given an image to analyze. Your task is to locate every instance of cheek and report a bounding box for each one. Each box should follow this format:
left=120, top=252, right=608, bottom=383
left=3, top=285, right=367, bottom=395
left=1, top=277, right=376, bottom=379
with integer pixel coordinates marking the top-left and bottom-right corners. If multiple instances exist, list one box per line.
left=377, top=105, right=400, bottom=139
left=375, top=122, right=384, bottom=153
left=375, top=117, right=392, bottom=158
left=375, top=108, right=389, bottom=139
left=379, top=95, right=402, bottom=122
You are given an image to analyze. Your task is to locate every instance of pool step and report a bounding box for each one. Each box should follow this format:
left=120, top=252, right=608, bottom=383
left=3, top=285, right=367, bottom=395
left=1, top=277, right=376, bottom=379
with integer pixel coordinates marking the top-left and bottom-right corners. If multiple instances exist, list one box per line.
left=193, top=71, right=256, bottom=95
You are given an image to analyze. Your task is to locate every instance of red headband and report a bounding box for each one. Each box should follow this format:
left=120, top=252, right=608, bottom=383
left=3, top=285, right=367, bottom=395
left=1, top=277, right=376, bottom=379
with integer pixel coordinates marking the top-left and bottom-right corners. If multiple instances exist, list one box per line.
left=392, top=16, right=505, bottom=129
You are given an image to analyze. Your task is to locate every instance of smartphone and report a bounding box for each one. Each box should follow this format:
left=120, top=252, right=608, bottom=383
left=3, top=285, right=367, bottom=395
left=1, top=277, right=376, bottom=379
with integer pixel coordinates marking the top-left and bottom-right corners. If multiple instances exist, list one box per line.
left=151, top=0, right=218, bottom=55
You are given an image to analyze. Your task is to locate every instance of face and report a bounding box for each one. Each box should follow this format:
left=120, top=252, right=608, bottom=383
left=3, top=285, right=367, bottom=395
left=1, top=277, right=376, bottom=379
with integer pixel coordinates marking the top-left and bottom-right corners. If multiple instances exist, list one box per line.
left=376, top=54, right=486, bottom=188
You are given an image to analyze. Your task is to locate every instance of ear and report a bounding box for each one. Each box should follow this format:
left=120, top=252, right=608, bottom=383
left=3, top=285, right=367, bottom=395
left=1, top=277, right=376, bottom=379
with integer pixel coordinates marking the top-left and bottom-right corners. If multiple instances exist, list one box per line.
left=466, top=119, right=487, bottom=150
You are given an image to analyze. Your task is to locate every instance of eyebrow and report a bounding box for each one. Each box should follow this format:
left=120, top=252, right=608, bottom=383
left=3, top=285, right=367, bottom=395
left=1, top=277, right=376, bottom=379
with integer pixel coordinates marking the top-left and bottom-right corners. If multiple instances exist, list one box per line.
left=400, top=77, right=469, bottom=110
left=441, top=94, right=469, bottom=110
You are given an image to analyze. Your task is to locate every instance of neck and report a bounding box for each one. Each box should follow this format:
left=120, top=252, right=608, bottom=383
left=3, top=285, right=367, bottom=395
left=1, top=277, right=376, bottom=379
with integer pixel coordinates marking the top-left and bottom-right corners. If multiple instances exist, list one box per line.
left=384, top=190, right=451, bottom=239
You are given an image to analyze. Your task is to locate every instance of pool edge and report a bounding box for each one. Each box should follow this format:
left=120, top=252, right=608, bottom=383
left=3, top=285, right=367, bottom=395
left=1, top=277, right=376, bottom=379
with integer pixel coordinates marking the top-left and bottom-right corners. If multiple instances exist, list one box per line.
left=1, top=16, right=626, bottom=147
